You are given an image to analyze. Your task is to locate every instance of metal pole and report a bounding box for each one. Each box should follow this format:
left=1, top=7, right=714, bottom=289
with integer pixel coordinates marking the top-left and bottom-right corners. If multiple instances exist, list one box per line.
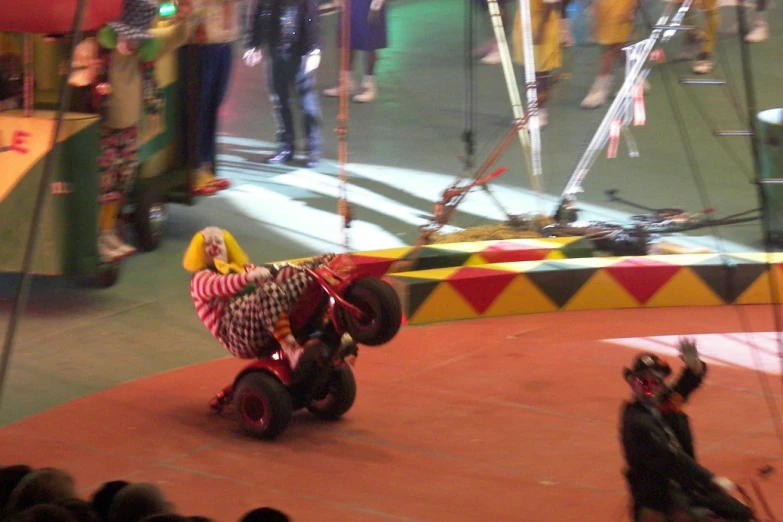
left=0, top=0, right=89, bottom=407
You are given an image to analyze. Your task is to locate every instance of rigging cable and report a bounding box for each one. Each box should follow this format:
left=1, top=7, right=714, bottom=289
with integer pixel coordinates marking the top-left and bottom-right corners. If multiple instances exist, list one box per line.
left=0, top=0, right=88, bottom=407
left=639, top=0, right=783, bottom=453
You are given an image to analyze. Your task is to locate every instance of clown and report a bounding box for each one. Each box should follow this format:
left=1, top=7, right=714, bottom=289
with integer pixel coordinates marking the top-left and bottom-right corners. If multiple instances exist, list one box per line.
left=183, top=227, right=351, bottom=369
left=620, top=338, right=752, bottom=522
left=88, top=0, right=200, bottom=264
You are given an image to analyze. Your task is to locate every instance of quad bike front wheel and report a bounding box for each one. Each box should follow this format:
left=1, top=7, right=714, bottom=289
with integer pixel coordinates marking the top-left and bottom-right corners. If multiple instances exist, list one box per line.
left=307, top=365, right=357, bottom=420
left=233, top=371, right=293, bottom=440
left=341, top=277, right=402, bottom=346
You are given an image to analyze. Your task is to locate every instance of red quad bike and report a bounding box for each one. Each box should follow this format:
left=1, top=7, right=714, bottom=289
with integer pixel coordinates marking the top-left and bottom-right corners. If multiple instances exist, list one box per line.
left=209, top=262, right=403, bottom=440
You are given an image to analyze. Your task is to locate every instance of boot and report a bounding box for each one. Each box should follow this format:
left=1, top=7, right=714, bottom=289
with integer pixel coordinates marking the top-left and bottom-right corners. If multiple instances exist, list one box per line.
left=353, top=75, right=377, bottom=103
left=97, top=197, right=134, bottom=263
left=745, top=15, right=769, bottom=43
left=103, top=229, right=136, bottom=257
left=581, top=74, right=612, bottom=109
left=323, top=76, right=356, bottom=97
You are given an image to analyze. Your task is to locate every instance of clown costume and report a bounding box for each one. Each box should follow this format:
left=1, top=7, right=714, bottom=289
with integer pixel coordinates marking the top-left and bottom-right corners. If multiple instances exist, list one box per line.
left=183, top=227, right=338, bottom=368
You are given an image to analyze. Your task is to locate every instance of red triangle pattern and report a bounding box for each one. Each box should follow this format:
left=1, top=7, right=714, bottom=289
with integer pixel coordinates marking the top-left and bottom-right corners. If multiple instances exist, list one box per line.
left=351, top=255, right=399, bottom=278
left=479, top=241, right=551, bottom=264
left=446, top=266, right=518, bottom=314
left=604, top=258, right=682, bottom=304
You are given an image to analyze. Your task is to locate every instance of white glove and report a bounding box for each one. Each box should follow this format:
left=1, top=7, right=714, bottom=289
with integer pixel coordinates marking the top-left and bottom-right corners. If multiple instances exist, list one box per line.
left=247, top=266, right=272, bottom=282
left=370, top=0, right=385, bottom=10
left=303, top=50, right=321, bottom=75
left=712, top=476, right=736, bottom=493
left=243, top=47, right=263, bottom=67
left=678, top=336, right=703, bottom=373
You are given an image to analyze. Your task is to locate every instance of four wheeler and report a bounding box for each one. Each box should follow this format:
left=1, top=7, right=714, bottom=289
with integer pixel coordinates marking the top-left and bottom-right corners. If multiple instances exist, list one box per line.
left=209, top=262, right=403, bottom=440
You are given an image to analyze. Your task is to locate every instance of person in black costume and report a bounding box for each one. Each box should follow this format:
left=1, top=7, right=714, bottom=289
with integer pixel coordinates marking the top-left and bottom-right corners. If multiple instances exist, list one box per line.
left=620, top=338, right=754, bottom=522
left=244, top=0, right=323, bottom=168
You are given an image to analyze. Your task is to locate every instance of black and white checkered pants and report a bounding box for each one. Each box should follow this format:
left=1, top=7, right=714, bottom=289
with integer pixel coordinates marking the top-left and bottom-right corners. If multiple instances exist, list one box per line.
left=220, top=269, right=312, bottom=359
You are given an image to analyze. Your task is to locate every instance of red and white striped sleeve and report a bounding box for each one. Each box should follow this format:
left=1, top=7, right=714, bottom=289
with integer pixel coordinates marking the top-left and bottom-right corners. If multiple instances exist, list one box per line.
left=191, top=270, right=251, bottom=299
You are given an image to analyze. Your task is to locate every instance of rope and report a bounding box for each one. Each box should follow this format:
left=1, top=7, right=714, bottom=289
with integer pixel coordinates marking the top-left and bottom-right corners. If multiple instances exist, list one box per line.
left=336, top=0, right=353, bottom=253
left=643, top=0, right=783, bottom=453
left=0, top=0, right=88, bottom=407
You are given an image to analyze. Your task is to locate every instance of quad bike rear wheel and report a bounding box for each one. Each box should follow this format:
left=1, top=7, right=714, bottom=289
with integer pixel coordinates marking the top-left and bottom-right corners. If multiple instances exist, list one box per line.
left=233, top=371, right=293, bottom=440
left=307, top=365, right=357, bottom=420
left=341, top=277, right=402, bottom=346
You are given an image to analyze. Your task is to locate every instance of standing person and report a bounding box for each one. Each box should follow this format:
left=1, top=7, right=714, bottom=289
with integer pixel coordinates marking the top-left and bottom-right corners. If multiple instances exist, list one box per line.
left=322, top=0, right=388, bottom=102
left=188, top=0, right=245, bottom=194
left=580, top=0, right=638, bottom=109
left=244, top=0, right=323, bottom=168
left=92, top=0, right=196, bottom=263
left=511, top=0, right=561, bottom=128
left=620, top=339, right=754, bottom=522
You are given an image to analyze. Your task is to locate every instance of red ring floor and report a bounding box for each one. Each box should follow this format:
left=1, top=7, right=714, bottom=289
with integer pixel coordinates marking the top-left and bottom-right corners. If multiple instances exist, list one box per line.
left=1, top=306, right=782, bottom=522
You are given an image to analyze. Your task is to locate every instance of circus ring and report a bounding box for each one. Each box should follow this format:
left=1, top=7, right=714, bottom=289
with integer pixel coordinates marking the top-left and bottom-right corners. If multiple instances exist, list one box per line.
left=1, top=241, right=782, bottom=521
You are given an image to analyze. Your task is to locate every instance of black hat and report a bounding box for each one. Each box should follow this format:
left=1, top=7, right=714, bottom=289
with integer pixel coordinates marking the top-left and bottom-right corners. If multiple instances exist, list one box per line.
left=624, top=352, right=672, bottom=381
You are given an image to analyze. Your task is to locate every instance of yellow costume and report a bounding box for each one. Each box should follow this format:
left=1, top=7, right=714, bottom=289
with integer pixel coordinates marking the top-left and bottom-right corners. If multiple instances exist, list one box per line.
left=511, top=0, right=561, bottom=72
left=594, top=0, right=638, bottom=46
left=681, top=0, right=719, bottom=55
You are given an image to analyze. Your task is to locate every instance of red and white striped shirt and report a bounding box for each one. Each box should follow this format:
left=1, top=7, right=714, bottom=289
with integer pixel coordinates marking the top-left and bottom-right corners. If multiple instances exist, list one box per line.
left=190, top=269, right=253, bottom=344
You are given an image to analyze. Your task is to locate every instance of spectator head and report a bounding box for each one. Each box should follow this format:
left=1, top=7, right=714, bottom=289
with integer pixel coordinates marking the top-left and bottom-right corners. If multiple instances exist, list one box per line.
left=108, top=482, right=175, bottom=522
left=239, top=507, right=291, bottom=522
left=90, top=480, right=130, bottom=522
left=9, top=503, right=78, bottom=522
left=0, top=465, right=33, bottom=513
left=5, top=467, right=77, bottom=515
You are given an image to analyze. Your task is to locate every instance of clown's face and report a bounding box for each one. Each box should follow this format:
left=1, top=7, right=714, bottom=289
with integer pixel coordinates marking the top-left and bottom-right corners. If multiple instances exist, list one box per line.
left=116, top=37, right=140, bottom=56
left=202, top=227, right=227, bottom=265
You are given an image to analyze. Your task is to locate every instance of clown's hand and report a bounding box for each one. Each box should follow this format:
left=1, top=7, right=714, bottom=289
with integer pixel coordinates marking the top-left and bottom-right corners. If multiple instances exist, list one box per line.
left=247, top=266, right=272, bottom=282
left=303, top=50, right=321, bottom=75
left=678, top=336, right=703, bottom=374
left=243, top=47, right=263, bottom=67
left=368, top=0, right=384, bottom=23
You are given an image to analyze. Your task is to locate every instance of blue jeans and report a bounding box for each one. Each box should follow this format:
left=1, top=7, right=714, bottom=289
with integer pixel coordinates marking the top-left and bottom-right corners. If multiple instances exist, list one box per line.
left=196, top=43, right=233, bottom=167
left=266, top=51, right=322, bottom=155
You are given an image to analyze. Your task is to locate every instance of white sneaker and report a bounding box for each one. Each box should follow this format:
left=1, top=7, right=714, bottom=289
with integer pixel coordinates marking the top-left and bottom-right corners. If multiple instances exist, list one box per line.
left=323, top=77, right=356, bottom=97
left=693, top=59, right=713, bottom=74
left=745, top=19, right=769, bottom=42
left=480, top=48, right=501, bottom=64
left=353, top=76, right=377, bottom=103
left=523, top=108, right=548, bottom=130
left=103, top=230, right=136, bottom=257
left=581, top=74, right=612, bottom=109
left=98, top=234, right=117, bottom=264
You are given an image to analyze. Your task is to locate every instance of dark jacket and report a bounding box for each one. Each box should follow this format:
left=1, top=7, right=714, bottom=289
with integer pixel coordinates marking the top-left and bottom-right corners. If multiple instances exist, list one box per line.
left=247, top=0, right=320, bottom=56
left=620, top=364, right=709, bottom=513
left=620, top=400, right=715, bottom=512
left=658, top=364, right=707, bottom=460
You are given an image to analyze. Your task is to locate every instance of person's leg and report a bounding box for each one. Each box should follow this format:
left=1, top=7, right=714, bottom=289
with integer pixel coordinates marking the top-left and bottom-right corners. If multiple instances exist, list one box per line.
left=693, top=0, right=719, bottom=74
left=582, top=43, right=622, bottom=108
left=204, top=43, right=234, bottom=168
left=266, top=53, right=295, bottom=162
left=295, top=59, right=322, bottom=165
left=324, top=8, right=357, bottom=96
left=560, top=0, right=575, bottom=46
left=746, top=0, right=769, bottom=42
